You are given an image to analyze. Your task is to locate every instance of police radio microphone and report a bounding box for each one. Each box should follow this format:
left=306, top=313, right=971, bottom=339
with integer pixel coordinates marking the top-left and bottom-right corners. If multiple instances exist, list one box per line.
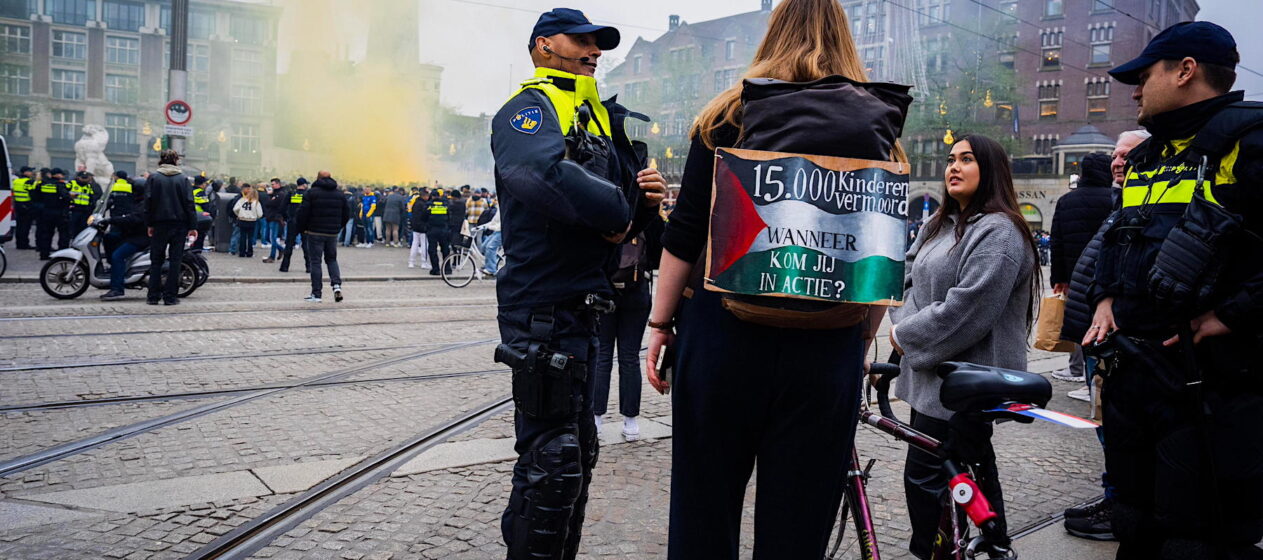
left=543, top=45, right=591, bottom=63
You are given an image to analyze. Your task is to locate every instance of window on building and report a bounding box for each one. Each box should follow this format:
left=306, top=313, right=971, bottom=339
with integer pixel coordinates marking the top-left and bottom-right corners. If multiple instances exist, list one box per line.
left=1044, top=0, right=1063, bottom=17
left=160, top=5, right=169, bottom=30
left=633, top=55, right=641, bottom=75
left=231, top=123, right=259, bottom=153
left=230, top=85, right=261, bottom=114
left=190, top=10, right=215, bottom=40
left=1089, top=24, right=1113, bottom=65
left=52, top=30, right=87, bottom=59
left=863, top=0, right=886, bottom=41
left=1040, top=29, right=1062, bottom=69
left=103, top=1, right=143, bottom=31
left=0, top=103, right=30, bottom=138
left=188, top=43, right=210, bottom=73
left=47, top=0, right=94, bottom=25
left=51, top=68, right=86, bottom=99
left=51, top=109, right=84, bottom=141
left=105, top=74, right=137, bottom=104
left=995, top=103, right=1014, bottom=123
left=862, top=46, right=884, bottom=79
left=1092, top=0, right=1112, bottom=12
left=1038, top=82, right=1060, bottom=120
left=105, top=113, right=136, bottom=145
left=924, top=35, right=949, bottom=74
left=232, top=48, right=263, bottom=79
left=999, top=0, right=1018, bottom=16
left=0, top=0, right=37, bottom=19
left=105, top=36, right=139, bottom=65
left=917, top=0, right=949, bottom=26
left=0, top=63, right=30, bottom=95
left=230, top=14, right=266, bottom=44
left=846, top=4, right=863, bottom=36
left=1087, top=78, right=1110, bottom=117
left=0, top=24, right=30, bottom=54
left=725, top=39, right=735, bottom=60
left=189, top=74, right=208, bottom=107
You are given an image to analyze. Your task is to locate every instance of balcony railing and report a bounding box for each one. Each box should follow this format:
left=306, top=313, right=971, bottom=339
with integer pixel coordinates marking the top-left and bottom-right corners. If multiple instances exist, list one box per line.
left=46, top=138, right=76, bottom=152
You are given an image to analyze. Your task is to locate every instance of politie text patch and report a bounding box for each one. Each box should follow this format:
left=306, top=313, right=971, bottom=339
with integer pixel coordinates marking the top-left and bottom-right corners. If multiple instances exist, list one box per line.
left=510, top=106, right=543, bottom=135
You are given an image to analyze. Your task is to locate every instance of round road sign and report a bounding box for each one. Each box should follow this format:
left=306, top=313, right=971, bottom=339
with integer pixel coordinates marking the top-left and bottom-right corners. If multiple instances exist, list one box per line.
left=165, top=100, right=192, bottom=126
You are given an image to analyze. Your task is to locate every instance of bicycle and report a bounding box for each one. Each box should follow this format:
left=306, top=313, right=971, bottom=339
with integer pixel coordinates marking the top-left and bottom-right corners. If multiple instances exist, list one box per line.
left=441, top=226, right=502, bottom=288
left=827, top=361, right=1062, bottom=560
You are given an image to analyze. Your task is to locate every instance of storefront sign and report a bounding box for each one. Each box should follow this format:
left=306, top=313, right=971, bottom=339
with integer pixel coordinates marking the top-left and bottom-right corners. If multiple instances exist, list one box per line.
left=705, top=148, right=909, bottom=304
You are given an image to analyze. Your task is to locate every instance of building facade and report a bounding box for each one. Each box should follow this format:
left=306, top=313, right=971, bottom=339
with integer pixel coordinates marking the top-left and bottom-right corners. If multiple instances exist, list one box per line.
left=0, top=0, right=281, bottom=177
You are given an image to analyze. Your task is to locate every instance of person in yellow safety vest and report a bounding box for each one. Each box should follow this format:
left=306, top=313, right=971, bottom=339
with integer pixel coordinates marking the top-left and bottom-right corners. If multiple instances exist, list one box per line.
left=424, top=194, right=451, bottom=275
left=190, top=175, right=212, bottom=252
left=35, top=168, right=72, bottom=260
left=11, top=166, right=35, bottom=249
left=67, top=171, right=100, bottom=236
left=279, top=178, right=309, bottom=273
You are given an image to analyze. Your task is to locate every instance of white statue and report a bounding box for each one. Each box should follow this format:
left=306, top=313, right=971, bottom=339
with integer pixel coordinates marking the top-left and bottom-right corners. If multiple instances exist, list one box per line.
left=75, top=124, right=115, bottom=188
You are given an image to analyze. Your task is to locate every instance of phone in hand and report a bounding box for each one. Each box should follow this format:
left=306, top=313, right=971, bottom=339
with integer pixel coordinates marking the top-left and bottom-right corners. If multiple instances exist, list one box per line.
left=656, top=345, right=675, bottom=395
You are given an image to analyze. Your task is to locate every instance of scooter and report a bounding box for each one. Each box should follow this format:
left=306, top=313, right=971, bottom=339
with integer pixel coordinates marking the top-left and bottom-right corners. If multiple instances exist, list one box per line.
left=39, top=217, right=205, bottom=300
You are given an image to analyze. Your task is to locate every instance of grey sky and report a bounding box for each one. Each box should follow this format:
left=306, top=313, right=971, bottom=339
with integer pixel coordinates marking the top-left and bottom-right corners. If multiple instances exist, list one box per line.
left=417, top=0, right=1263, bottom=116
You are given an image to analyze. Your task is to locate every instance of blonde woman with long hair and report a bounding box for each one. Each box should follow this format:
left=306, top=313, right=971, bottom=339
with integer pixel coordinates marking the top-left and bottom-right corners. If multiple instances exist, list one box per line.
left=643, top=0, right=910, bottom=556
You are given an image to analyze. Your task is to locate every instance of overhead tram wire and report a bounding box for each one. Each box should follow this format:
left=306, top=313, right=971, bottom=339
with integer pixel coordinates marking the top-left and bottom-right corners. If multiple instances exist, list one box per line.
left=966, top=0, right=1103, bottom=53
left=441, top=0, right=759, bottom=45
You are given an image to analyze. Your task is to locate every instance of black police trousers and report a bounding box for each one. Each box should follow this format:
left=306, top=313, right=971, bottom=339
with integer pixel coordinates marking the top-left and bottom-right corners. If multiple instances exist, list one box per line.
left=147, top=225, right=186, bottom=302
left=279, top=226, right=306, bottom=272
left=14, top=202, right=34, bottom=249
left=69, top=208, right=91, bottom=238
left=36, top=208, right=69, bottom=257
left=427, top=227, right=451, bottom=274
left=668, top=288, right=864, bottom=559
left=499, top=305, right=599, bottom=560
left=1104, top=335, right=1263, bottom=560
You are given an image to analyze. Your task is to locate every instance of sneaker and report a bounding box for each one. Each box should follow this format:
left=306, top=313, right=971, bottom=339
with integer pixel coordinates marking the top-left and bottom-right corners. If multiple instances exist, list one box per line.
left=305, top=294, right=322, bottom=303
left=333, top=286, right=343, bottom=302
left=147, top=298, right=160, bottom=305
left=1065, top=498, right=1108, bottom=519
left=163, top=298, right=180, bottom=306
left=1067, top=386, right=1092, bottom=402
left=408, top=263, right=415, bottom=268
left=100, top=290, right=126, bottom=300
left=1064, top=499, right=1116, bottom=541
left=1050, top=368, right=1086, bottom=383
left=262, top=257, right=274, bottom=263
left=622, top=416, right=641, bottom=442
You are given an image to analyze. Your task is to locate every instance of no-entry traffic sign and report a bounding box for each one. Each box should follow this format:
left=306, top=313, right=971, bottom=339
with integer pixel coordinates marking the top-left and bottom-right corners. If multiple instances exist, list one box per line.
left=165, top=100, right=192, bottom=126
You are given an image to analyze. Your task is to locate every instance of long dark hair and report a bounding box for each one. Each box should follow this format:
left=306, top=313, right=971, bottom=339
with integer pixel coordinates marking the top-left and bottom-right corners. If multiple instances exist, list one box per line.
left=921, top=134, right=1041, bottom=329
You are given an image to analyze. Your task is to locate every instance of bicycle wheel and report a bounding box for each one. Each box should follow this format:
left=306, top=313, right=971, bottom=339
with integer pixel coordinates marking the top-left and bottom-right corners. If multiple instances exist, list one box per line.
left=0, top=247, right=6, bottom=278
left=826, top=470, right=880, bottom=559
left=441, top=252, right=475, bottom=288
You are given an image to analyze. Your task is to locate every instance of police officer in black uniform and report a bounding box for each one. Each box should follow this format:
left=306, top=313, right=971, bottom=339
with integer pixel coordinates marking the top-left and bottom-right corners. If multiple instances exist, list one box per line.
left=424, top=191, right=451, bottom=275
left=492, top=9, right=665, bottom=560
left=1084, top=22, right=1263, bottom=560
left=279, top=178, right=309, bottom=273
left=34, top=168, right=71, bottom=260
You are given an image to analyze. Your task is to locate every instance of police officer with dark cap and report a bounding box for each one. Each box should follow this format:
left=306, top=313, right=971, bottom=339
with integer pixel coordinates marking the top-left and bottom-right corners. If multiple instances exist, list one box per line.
left=68, top=170, right=100, bottom=235
left=279, top=177, right=309, bottom=273
left=492, top=8, right=665, bottom=559
left=11, top=166, right=35, bottom=250
left=1083, top=21, right=1263, bottom=560
left=34, top=168, right=72, bottom=260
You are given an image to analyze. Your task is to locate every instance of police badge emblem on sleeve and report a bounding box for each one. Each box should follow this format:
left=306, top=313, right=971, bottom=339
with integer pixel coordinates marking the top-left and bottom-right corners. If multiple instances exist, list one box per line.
left=510, top=106, right=543, bottom=135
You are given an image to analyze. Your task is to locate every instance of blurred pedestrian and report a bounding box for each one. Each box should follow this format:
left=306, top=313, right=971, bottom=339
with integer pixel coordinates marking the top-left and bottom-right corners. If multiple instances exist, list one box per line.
left=360, top=188, right=378, bottom=247
left=232, top=185, right=263, bottom=259
left=382, top=186, right=406, bottom=247
left=144, top=150, right=197, bottom=305
left=279, top=178, right=309, bottom=272
left=262, top=178, right=287, bottom=262
left=424, top=191, right=451, bottom=275
left=408, top=189, right=431, bottom=269
left=295, top=171, right=349, bottom=303
left=35, top=167, right=71, bottom=260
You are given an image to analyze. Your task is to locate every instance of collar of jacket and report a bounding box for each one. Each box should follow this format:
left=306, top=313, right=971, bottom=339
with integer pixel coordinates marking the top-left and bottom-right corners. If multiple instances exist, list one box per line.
left=521, top=66, right=611, bottom=137
left=1146, top=90, right=1245, bottom=142
left=157, top=164, right=182, bottom=176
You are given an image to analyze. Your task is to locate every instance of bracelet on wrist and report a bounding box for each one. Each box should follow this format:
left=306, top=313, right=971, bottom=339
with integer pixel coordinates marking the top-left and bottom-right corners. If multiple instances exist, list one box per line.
left=647, top=319, right=675, bottom=331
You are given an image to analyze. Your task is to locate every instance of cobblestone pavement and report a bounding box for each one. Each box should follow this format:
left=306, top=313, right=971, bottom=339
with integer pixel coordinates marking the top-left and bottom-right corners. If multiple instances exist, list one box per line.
left=0, top=275, right=1109, bottom=559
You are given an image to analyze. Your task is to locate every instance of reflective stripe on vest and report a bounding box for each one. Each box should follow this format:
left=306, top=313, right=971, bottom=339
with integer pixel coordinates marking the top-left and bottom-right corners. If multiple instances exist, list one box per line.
left=290, top=193, right=303, bottom=204
left=39, top=181, right=58, bottom=194
left=71, top=181, right=92, bottom=205
left=508, top=67, right=612, bottom=138
left=429, top=202, right=448, bottom=215
left=12, top=177, right=31, bottom=202
left=111, top=180, right=133, bottom=194
left=193, top=187, right=208, bottom=212
left=1120, top=135, right=1239, bottom=209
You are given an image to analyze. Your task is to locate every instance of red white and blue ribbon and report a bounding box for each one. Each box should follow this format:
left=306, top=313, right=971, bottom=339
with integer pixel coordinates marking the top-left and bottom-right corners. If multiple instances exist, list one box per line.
left=986, top=403, right=1100, bottom=429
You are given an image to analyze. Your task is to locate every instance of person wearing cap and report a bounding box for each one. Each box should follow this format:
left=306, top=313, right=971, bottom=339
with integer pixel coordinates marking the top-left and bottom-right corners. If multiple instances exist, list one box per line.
left=98, top=173, right=148, bottom=300
left=67, top=171, right=100, bottom=236
left=491, top=8, right=665, bottom=560
left=34, top=168, right=72, bottom=260
left=11, top=166, right=35, bottom=250
left=279, top=177, right=310, bottom=273
left=1082, top=21, right=1263, bottom=560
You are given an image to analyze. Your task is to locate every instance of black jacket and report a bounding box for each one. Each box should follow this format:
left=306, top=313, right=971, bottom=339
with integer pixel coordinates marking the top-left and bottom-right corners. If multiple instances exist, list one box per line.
left=144, top=165, right=196, bottom=229
left=106, top=181, right=150, bottom=247
left=295, top=177, right=349, bottom=236
left=264, top=191, right=287, bottom=223
left=410, top=198, right=431, bottom=232
left=447, top=198, right=467, bottom=230
left=1050, top=152, right=1113, bottom=285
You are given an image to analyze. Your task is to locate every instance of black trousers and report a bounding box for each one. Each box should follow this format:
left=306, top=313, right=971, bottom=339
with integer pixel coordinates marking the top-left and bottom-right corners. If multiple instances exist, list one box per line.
left=592, top=282, right=651, bottom=418
left=147, top=225, right=186, bottom=301
left=427, top=227, right=451, bottom=273
left=903, top=410, right=1007, bottom=560
left=36, top=207, right=69, bottom=257
left=279, top=226, right=306, bottom=272
left=499, top=305, right=600, bottom=560
left=69, top=208, right=91, bottom=237
left=668, top=289, right=864, bottom=559
left=1104, top=335, right=1263, bottom=560
left=306, top=233, right=341, bottom=298
left=14, top=202, right=34, bottom=248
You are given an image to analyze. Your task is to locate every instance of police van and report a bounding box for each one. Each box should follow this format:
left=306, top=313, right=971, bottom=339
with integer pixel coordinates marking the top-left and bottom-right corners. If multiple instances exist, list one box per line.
left=0, top=135, right=14, bottom=276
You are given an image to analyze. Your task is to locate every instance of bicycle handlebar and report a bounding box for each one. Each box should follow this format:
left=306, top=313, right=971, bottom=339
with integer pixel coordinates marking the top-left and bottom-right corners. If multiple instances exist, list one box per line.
left=869, top=362, right=901, bottom=422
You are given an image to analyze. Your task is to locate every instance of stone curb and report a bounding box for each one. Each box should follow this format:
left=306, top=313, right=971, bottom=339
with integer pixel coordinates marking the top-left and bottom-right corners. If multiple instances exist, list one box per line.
left=0, top=274, right=448, bottom=284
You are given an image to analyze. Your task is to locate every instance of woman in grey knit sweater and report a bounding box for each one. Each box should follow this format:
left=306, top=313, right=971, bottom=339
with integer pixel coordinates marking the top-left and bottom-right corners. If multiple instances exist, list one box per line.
left=888, top=134, right=1040, bottom=559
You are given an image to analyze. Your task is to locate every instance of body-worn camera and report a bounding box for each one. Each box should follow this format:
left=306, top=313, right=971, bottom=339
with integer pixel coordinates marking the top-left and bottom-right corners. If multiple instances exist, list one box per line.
left=495, top=343, right=581, bottom=419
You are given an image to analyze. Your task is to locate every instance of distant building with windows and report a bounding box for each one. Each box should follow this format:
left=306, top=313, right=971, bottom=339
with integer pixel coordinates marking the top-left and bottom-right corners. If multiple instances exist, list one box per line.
left=0, top=0, right=281, bottom=177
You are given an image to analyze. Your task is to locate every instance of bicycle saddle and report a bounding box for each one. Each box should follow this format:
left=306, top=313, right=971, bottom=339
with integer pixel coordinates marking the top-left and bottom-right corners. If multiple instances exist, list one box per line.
left=936, top=362, right=1052, bottom=412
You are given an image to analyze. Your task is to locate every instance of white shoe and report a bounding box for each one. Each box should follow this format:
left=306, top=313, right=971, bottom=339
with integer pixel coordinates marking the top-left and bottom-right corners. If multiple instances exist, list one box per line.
left=1067, top=386, right=1092, bottom=402
left=333, top=285, right=343, bottom=303
left=408, top=263, right=415, bottom=268
left=1050, top=368, right=1086, bottom=383
left=304, top=294, right=321, bottom=303
left=594, top=415, right=602, bottom=430
left=622, top=416, right=640, bottom=441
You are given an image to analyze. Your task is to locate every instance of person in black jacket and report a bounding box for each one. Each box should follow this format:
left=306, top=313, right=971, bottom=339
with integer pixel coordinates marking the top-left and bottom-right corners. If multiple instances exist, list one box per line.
left=99, top=178, right=149, bottom=300
left=144, top=150, right=197, bottom=305
left=1049, top=152, right=1115, bottom=385
left=294, top=172, right=349, bottom=303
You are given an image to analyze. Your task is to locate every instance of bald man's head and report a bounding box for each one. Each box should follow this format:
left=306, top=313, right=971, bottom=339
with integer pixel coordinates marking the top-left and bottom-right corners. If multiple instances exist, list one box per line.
left=317, top=170, right=331, bottom=179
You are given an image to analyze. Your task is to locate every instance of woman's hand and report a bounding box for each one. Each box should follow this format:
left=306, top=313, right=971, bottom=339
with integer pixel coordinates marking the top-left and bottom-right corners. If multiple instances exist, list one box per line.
left=646, top=328, right=675, bottom=395
left=1082, top=297, right=1117, bottom=346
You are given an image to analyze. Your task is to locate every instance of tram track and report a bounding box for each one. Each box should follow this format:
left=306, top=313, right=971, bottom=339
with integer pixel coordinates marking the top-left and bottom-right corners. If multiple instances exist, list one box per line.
left=0, top=316, right=497, bottom=341
left=0, top=301, right=496, bottom=322
left=184, top=395, right=514, bottom=560
left=0, top=343, right=415, bottom=372
left=0, top=367, right=510, bottom=413
left=0, top=338, right=498, bottom=478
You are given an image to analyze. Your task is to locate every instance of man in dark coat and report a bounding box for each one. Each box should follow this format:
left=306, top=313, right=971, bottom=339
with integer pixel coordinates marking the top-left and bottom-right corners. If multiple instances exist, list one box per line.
left=144, top=150, right=197, bottom=305
left=100, top=178, right=150, bottom=300
left=294, top=172, right=350, bottom=303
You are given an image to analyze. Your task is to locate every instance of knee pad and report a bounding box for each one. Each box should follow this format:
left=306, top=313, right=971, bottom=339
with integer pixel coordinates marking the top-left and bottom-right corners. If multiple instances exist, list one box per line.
left=505, top=428, right=584, bottom=560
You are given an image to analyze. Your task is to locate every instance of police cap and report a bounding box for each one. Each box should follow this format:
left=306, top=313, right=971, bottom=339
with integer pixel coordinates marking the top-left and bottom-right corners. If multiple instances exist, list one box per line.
left=528, top=8, right=619, bottom=52
left=1109, top=21, right=1239, bottom=85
